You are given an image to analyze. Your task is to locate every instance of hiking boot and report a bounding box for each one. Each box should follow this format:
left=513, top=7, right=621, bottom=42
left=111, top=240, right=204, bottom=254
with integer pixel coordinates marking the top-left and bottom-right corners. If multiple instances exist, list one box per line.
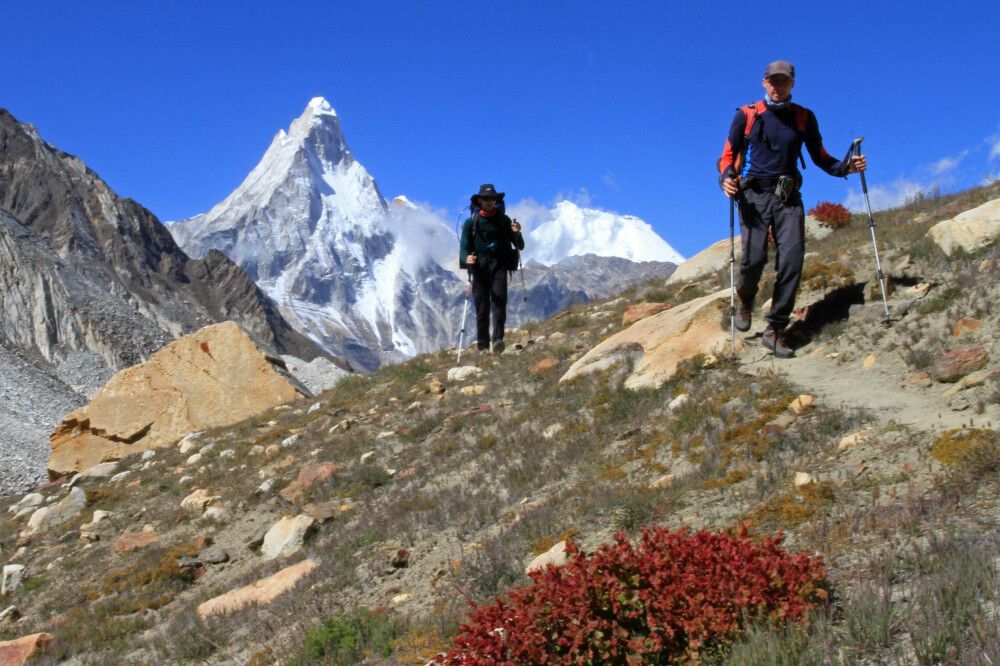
left=734, top=299, right=752, bottom=332
left=762, top=326, right=794, bottom=358
left=491, top=340, right=505, bottom=355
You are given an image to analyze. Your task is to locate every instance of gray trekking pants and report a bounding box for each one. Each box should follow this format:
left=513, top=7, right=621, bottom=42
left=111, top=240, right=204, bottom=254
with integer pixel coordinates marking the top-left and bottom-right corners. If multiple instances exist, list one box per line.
left=736, top=186, right=805, bottom=331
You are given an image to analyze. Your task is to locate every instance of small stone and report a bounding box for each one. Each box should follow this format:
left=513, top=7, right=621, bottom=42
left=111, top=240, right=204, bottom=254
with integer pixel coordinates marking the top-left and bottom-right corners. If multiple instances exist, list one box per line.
left=951, top=319, right=984, bottom=337
left=391, top=593, right=411, bottom=605
left=0, top=633, right=54, bottom=664
left=7, top=494, right=43, bottom=515
left=0, top=605, right=21, bottom=624
left=261, top=515, right=315, bottom=560
left=863, top=354, right=877, bottom=369
left=526, top=541, right=568, bottom=574
left=763, top=412, right=795, bottom=436
left=302, top=501, right=339, bottom=523
left=2, top=565, right=26, bottom=595
left=838, top=429, right=871, bottom=452
left=668, top=393, right=689, bottom=412
left=360, top=451, right=376, bottom=464
left=447, top=366, right=483, bottom=382
left=257, top=479, right=274, bottom=494
left=460, top=384, right=487, bottom=396
left=428, top=379, right=445, bottom=394
left=178, top=432, right=202, bottom=454
left=532, top=358, right=560, bottom=374
left=185, top=453, right=203, bottom=466
left=219, top=449, right=236, bottom=460
left=265, top=444, right=281, bottom=457
left=203, top=505, right=230, bottom=522
left=178, top=475, right=193, bottom=484
left=141, top=450, right=156, bottom=461
left=249, top=445, right=265, bottom=456
left=181, top=489, right=220, bottom=514
left=110, top=471, right=131, bottom=483
left=115, top=530, right=158, bottom=553
left=907, top=371, right=932, bottom=386
left=308, top=402, right=322, bottom=414
left=281, top=434, right=299, bottom=448
left=376, top=430, right=395, bottom=439
left=930, top=346, right=988, bottom=383
left=789, top=395, right=814, bottom=415
left=793, top=472, right=815, bottom=487
left=391, top=549, right=410, bottom=568
left=542, top=423, right=565, bottom=440
left=649, top=474, right=675, bottom=489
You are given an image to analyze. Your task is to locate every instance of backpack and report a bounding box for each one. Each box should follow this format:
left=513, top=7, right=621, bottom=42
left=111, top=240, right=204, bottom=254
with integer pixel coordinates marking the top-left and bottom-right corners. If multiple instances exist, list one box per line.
left=735, top=101, right=809, bottom=175
left=459, top=202, right=521, bottom=272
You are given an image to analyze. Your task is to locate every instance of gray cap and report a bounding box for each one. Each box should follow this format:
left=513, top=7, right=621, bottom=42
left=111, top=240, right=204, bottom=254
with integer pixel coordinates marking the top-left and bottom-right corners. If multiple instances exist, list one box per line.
left=764, top=60, right=795, bottom=79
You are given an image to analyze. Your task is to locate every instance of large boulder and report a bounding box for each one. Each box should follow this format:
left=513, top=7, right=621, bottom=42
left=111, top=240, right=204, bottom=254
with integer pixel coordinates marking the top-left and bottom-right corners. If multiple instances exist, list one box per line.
left=665, top=239, right=739, bottom=285
left=0, top=633, right=53, bottom=665
left=560, top=289, right=735, bottom=390
left=48, top=322, right=309, bottom=478
left=926, top=198, right=1000, bottom=256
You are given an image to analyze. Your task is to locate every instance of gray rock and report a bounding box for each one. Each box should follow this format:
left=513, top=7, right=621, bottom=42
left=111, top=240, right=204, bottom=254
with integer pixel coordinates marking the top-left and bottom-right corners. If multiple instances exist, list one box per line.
left=2, top=565, right=25, bottom=595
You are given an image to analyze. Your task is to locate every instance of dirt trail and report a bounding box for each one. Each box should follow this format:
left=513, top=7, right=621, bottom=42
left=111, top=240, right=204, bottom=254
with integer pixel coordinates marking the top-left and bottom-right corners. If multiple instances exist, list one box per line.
left=737, top=334, right=998, bottom=434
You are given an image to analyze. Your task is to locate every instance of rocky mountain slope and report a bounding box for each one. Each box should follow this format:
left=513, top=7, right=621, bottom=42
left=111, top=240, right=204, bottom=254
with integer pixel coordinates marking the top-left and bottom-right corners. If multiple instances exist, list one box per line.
left=0, top=108, right=327, bottom=496
left=169, top=99, right=679, bottom=371
left=1, top=183, right=997, bottom=664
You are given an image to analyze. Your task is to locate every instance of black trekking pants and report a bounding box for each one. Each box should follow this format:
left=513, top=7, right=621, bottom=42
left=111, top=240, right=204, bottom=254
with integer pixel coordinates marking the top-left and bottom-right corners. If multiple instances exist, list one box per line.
left=471, top=255, right=509, bottom=349
left=736, top=187, right=805, bottom=331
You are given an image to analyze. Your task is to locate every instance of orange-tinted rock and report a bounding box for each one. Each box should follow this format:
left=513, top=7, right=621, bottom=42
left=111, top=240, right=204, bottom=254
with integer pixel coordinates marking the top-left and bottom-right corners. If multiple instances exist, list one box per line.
left=622, top=302, right=671, bottom=326
left=279, top=462, right=340, bottom=502
left=49, top=322, right=307, bottom=478
left=951, top=318, right=984, bottom=336
left=532, top=357, right=560, bottom=374
left=196, top=559, right=317, bottom=619
left=930, top=346, right=989, bottom=383
left=0, top=633, right=53, bottom=665
left=302, top=501, right=339, bottom=523
left=114, top=530, right=158, bottom=553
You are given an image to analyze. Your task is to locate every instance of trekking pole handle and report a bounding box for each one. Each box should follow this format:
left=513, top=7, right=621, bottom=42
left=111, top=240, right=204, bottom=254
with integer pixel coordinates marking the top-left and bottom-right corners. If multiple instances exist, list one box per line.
left=851, top=137, right=864, bottom=157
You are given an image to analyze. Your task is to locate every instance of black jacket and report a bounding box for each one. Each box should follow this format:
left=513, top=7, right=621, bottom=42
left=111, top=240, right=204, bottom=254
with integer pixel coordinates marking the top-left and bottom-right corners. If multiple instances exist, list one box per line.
left=459, top=213, right=524, bottom=270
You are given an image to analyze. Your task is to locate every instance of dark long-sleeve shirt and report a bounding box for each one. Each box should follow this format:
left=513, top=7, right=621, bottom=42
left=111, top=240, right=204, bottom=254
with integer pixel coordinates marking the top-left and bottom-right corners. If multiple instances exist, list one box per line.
left=459, top=213, right=524, bottom=269
left=718, top=101, right=849, bottom=185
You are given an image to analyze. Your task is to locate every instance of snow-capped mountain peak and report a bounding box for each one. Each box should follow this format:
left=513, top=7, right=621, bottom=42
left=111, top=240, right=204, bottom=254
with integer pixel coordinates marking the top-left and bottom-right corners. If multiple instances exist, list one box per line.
left=514, top=199, right=685, bottom=266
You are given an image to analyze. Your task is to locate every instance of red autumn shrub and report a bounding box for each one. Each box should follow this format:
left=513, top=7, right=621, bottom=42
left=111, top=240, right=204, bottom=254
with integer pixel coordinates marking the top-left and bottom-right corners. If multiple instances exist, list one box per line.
left=808, top=201, right=852, bottom=229
left=437, top=526, right=827, bottom=664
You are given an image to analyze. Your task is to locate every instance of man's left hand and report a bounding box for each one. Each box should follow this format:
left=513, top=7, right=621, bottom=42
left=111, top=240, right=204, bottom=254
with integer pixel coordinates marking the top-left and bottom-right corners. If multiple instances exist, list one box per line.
left=511, top=221, right=522, bottom=234
left=848, top=155, right=867, bottom=174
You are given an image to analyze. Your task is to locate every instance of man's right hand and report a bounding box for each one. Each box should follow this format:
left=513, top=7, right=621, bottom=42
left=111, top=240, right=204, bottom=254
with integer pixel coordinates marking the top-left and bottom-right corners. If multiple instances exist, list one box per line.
left=722, top=177, right=739, bottom=197
left=466, top=253, right=477, bottom=265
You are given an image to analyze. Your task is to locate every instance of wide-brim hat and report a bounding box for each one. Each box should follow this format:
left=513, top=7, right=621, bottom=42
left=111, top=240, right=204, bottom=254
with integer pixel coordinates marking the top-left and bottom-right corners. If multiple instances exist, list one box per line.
left=471, top=183, right=505, bottom=206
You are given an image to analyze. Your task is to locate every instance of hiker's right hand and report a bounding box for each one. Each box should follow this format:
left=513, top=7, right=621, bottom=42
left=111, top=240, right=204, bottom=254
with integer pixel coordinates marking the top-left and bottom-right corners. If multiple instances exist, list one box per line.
left=722, top=177, right=739, bottom=197
left=466, top=253, right=476, bottom=265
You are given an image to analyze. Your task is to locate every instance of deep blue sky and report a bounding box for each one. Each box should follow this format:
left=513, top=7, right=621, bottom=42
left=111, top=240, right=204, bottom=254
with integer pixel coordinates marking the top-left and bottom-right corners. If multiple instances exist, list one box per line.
left=3, top=1, right=998, bottom=257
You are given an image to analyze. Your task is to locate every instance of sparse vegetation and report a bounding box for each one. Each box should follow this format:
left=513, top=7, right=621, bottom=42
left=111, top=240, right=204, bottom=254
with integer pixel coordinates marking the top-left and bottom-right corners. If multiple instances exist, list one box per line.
left=3, top=180, right=1000, bottom=663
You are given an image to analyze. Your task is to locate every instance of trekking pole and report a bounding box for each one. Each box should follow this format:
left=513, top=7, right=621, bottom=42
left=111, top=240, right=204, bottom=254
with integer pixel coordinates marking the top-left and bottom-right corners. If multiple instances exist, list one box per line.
left=851, top=137, right=891, bottom=325
left=728, top=194, right=736, bottom=360
left=513, top=218, right=531, bottom=342
left=456, top=272, right=472, bottom=364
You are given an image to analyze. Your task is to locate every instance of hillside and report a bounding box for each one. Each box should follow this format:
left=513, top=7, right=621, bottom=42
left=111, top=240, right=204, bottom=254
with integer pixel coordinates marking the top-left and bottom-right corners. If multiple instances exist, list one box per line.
left=1, top=183, right=998, bottom=664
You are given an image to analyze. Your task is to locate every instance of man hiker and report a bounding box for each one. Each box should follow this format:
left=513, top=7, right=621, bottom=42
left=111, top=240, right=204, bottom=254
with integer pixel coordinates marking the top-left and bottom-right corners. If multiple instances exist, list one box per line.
left=718, top=60, right=866, bottom=358
left=459, top=183, right=525, bottom=355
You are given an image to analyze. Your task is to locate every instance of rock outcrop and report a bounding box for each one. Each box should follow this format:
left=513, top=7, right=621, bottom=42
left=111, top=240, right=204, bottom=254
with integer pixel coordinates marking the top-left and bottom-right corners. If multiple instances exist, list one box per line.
left=926, top=198, right=1000, bottom=256
left=48, top=322, right=308, bottom=478
left=560, top=289, right=735, bottom=389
